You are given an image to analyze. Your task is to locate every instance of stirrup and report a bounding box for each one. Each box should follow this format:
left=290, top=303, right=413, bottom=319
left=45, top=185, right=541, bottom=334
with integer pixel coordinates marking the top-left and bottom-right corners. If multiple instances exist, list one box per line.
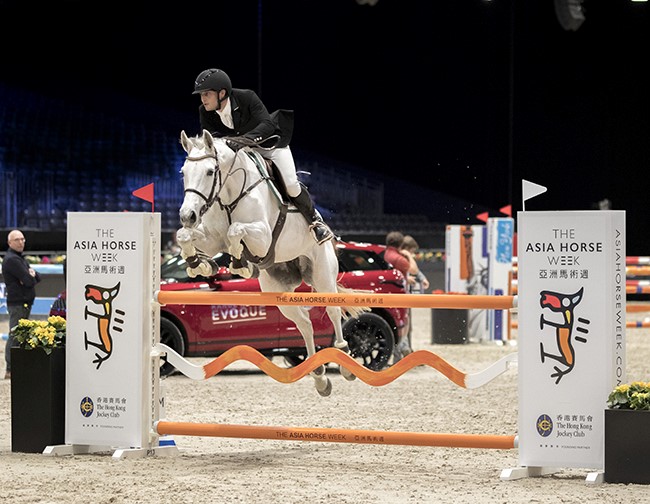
left=309, top=222, right=333, bottom=245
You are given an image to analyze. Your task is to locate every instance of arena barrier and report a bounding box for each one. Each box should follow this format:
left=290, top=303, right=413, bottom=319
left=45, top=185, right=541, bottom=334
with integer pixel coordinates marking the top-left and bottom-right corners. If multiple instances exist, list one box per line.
left=50, top=211, right=625, bottom=486
left=626, top=285, right=650, bottom=294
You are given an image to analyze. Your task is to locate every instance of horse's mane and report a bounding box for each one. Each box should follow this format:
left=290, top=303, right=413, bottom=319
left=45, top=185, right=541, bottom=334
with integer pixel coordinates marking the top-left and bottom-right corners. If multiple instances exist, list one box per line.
left=180, top=134, right=260, bottom=151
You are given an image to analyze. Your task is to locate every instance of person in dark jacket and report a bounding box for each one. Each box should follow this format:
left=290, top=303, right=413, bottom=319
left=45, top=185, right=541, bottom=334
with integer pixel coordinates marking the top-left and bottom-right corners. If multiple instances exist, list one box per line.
left=2, top=230, right=41, bottom=379
left=192, top=68, right=333, bottom=245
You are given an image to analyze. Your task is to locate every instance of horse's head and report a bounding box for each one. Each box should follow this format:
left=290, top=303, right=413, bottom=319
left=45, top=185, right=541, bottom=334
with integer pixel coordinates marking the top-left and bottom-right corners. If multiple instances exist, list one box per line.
left=179, top=129, right=236, bottom=228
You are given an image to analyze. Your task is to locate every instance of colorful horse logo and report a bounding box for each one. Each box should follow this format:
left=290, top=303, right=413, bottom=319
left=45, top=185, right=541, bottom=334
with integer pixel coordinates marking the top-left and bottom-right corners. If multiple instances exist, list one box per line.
left=84, top=282, right=124, bottom=369
left=539, top=287, right=590, bottom=384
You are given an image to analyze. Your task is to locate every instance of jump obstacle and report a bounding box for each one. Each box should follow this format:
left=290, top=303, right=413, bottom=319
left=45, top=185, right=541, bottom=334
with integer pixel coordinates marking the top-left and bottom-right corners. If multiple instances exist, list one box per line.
left=52, top=211, right=624, bottom=486
left=149, top=291, right=520, bottom=452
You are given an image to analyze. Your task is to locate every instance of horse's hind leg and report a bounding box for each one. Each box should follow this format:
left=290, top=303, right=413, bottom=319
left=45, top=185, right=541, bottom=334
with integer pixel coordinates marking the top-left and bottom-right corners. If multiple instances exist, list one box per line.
left=326, top=306, right=356, bottom=382
left=307, top=247, right=355, bottom=382
left=278, top=305, right=332, bottom=397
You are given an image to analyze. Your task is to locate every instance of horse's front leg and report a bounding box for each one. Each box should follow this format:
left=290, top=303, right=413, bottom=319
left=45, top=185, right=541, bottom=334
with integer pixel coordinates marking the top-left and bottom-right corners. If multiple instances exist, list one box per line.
left=227, top=221, right=273, bottom=278
left=176, top=227, right=197, bottom=259
left=227, top=221, right=273, bottom=258
left=176, top=227, right=215, bottom=277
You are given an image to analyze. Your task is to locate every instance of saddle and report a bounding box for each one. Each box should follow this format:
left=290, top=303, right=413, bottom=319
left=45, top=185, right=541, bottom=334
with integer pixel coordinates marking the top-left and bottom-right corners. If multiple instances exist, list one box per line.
left=228, top=136, right=291, bottom=205
left=254, top=153, right=291, bottom=205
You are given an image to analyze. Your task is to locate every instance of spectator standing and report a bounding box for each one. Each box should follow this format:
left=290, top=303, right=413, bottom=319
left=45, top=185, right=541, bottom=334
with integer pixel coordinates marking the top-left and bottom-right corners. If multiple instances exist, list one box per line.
left=383, top=231, right=418, bottom=361
left=400, top=235, right=430, bottom=350
left=400, top=235, right=430, bottom=294
left=2, top=230, right=41, bottom=379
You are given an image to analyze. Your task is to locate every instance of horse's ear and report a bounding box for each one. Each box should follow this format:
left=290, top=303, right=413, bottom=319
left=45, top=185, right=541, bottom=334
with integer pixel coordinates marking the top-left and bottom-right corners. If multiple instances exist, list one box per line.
left=180, top=130, right=191, bottom=153
left=202, top=129, right=215, bottom=151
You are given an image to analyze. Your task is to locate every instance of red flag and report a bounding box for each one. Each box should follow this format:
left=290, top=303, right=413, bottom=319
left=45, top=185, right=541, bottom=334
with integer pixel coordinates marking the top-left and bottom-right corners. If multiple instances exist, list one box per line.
left=132, top=183, right=154, bottom=212
left=476, top=211, right=489, bottom=223
left=499, top=204, right=512, bottom=217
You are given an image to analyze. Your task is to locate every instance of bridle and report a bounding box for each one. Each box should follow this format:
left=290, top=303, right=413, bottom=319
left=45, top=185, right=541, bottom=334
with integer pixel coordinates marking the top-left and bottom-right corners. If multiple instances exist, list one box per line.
left=183, top=146, right=269, bottom=222
left=183, top=152, right=220, bottom=218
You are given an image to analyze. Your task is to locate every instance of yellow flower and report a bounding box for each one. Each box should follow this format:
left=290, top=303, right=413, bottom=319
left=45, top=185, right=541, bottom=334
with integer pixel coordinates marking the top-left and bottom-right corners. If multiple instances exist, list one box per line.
left=608, top=381, right=650, bottom=411
left=12, top=317, right=66, bottom=355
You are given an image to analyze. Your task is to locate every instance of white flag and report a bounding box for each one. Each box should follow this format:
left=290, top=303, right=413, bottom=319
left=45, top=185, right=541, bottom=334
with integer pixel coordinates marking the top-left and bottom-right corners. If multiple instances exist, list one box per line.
left=522, top=180, right=547, bottom=210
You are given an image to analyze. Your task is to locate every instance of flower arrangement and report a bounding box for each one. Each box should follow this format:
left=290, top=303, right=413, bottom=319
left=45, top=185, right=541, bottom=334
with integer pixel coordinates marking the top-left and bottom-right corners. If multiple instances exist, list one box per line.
left=0, top=254, right=66, bottom=266
left=12, top=316, right=66, bottom=355
left=607, top=381, right=650, bottom=411
left=413, top=250, right=445, bottom=263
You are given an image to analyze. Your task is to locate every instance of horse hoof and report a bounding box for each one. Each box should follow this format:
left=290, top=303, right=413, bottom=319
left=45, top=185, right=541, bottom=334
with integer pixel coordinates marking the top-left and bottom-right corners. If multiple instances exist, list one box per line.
left=316, top=377, right=332, bottom=397
left=230, top=263, right=255, bottom=279
left=334, top=342, right=350, bottom=352
left=198, top=262, right=212, bottom=276
left=340, top=366, right=356, bottom=382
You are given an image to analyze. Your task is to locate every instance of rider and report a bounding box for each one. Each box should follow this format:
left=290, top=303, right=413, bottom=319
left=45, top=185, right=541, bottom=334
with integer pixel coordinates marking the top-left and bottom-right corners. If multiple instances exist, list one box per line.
left=192, top=68, right=333, bottom=245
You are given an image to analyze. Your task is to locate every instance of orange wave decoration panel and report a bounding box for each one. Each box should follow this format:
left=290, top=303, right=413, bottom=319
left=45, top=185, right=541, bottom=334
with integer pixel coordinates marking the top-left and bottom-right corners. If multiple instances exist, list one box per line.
left=201, top=346, right=468, bottom=388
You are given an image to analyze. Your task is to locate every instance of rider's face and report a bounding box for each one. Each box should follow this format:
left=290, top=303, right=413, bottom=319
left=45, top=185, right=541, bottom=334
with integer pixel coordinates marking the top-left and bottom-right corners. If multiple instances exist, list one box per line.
left=201, top=90, right=218, bottom=111
left=201, top=90, right=225, bottom=112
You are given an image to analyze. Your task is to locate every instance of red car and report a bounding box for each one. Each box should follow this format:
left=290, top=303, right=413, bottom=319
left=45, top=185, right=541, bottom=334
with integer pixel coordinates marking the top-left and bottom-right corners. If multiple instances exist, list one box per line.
left=51, top=241, right=409, bottom=375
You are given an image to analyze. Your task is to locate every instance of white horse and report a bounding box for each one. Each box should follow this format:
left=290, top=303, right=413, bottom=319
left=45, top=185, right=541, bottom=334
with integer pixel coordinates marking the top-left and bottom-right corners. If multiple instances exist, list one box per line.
left=175, top=129, right=364, bottom=396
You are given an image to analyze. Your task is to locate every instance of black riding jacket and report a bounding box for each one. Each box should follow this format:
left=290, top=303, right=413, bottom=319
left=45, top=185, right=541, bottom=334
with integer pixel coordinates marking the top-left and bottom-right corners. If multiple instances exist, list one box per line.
left=2, top=248, right=40, bottom=306
left=198, top=88, right=293, bottom=148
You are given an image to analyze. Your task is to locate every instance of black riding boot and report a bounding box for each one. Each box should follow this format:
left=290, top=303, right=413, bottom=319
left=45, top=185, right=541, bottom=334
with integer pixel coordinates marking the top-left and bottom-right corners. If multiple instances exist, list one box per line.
left=291, top=186, right=334, bottom=245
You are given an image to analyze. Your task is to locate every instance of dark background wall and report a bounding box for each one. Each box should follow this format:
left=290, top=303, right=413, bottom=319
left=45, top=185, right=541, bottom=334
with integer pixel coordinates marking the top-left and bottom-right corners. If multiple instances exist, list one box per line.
left=1, top=0, right=649, bottom=253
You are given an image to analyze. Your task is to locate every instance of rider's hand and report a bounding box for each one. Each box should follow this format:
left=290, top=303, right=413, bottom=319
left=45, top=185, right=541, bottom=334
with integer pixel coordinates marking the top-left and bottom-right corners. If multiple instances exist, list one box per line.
left=225, top=139, right=241, bottom=152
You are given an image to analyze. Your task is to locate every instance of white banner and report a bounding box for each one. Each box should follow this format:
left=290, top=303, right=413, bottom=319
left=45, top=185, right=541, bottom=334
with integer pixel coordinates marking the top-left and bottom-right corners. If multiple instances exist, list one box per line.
left=444, top=225, right=488, bottom=341
left=517, top=211, right=625, bottom=469
left=65, top=213, right=160, bottom=449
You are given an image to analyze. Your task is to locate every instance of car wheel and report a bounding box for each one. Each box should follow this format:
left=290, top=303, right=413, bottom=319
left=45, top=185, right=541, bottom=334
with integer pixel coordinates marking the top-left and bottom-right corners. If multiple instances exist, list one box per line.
left=343, top=312, right=395, bottom=371
left=160, top=317, right=185, bottom=377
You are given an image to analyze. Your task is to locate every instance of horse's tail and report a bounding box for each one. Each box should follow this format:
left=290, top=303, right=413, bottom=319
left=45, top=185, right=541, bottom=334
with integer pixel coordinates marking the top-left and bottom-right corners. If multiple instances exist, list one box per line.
left=336, top=283, right=372, bottom=320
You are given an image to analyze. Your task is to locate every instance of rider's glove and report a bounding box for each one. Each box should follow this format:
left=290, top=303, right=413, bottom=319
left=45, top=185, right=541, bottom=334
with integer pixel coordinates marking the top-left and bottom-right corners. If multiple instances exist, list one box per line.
left=225, top=139, right=242, bottom=152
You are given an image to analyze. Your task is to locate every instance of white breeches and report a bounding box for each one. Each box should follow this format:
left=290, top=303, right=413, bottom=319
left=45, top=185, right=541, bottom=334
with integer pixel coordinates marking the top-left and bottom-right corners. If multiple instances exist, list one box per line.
left=260, top=146, right=300, bottom=198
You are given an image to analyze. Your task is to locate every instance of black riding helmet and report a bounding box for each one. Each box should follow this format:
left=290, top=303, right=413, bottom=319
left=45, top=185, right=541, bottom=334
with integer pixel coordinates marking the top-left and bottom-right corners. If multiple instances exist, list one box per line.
left=193, top=68, right=232, bottom=96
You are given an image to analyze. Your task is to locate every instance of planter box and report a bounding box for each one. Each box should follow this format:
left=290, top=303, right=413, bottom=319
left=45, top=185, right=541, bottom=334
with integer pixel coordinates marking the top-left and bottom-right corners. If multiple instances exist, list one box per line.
left=605, top=408, right=650, bottom=484
left=10, top=347, right=66, bottom=453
